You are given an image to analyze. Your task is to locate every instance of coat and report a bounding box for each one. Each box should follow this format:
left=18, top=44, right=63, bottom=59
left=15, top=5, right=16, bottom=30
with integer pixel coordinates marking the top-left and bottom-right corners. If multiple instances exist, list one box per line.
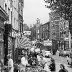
left=59, top=69, right=68, bottom=72
left=49, top=63, right=56, bottom=71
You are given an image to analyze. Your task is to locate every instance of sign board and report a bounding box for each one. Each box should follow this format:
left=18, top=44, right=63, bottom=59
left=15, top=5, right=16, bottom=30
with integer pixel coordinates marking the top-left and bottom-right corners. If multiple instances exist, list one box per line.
left=44, top=40, right=52, bottom=46
left=23, top=31, right=31, bottom=35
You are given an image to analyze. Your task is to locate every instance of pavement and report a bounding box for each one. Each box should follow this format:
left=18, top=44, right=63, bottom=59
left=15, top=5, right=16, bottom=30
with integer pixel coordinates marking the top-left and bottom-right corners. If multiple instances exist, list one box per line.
left=52, top=52, right=72, bottom=72
left=56, top=62, right=72, bottom=72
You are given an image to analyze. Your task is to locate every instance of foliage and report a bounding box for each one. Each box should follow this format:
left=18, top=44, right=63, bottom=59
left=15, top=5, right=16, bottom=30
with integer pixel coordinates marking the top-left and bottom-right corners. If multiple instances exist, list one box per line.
left=23, top=24, right=29, bottom=31
left=45, top=0, right=72, bottom=20
left=44, top=0, right=72, bottom=33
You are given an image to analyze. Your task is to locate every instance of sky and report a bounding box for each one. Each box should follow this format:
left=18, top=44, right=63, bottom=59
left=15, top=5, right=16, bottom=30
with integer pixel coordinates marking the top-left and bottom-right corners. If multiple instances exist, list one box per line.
left=23, top=0, right=51, bottom=27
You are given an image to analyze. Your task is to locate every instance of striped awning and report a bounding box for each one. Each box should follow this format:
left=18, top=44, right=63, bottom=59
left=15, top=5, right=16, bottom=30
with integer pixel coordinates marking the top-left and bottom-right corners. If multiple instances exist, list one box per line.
left=17, top=35, right=32, bottom=49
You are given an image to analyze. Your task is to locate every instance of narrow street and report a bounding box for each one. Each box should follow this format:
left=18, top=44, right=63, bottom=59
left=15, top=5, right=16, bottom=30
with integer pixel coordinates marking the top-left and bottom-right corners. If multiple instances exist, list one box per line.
left=52, top=52, right=72, bottom=72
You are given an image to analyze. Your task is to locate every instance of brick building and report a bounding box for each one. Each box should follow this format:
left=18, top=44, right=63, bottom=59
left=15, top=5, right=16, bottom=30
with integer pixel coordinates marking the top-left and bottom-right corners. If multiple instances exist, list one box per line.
left=39, top=22, right=50, bottom=41
left=49, top=11, right=69, bottom=50
left=36, top=22, right=50, bottom=41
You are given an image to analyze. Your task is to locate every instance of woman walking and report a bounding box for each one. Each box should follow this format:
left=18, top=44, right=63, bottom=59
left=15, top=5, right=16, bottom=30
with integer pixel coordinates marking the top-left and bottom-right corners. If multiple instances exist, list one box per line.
left=59, top=64, right=68, bottom=72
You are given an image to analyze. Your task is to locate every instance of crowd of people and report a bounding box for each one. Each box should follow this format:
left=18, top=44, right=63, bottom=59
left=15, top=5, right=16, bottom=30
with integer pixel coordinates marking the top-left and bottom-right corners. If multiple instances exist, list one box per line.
left=5, top=49, right=69, bottom=72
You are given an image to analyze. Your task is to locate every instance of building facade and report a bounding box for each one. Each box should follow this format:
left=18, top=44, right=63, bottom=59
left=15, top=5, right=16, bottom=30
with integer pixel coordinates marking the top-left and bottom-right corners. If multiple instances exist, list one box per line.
left=36, top=22, right=50, bottom=42
left=39, top=22, right=50, bottom=41
left=18, top=0, right=24, bottom=33
left=23, top=24, right=29, bottom=31
left=4, top=0, right=19, bottom=60
left=59, top=18, right=69, bottom=50
left=0, top=0, right=8, bottom=66
left=49, top=11, right=60, bottom=41
left=36, top=18, right=41, bottom=40
left=49, top=11, right=69, bottom=50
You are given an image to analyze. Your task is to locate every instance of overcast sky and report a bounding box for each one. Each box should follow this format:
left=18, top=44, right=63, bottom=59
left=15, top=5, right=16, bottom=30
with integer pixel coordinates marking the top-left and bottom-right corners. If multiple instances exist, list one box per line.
left=23, top=0, right=51, bottom=26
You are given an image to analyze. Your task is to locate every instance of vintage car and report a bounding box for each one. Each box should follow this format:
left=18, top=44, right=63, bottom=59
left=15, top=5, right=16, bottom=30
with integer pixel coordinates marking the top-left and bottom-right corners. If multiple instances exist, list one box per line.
left=59, top=50, right=70, bottom=57
left=44, top=51, right=52, bottom=57
left=67, top=53, right=72, bottom=65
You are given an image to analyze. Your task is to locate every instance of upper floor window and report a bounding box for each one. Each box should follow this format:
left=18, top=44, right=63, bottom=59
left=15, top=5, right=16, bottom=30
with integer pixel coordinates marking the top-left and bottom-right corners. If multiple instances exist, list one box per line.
left=5, top=4, right=7, bottom=12
left=8, top=8, right=10, bottom=16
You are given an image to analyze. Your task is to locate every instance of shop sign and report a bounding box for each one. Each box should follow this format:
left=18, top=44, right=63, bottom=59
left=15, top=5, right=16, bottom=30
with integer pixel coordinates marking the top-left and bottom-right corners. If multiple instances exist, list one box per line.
left=44, top=40, right=52, bottom=46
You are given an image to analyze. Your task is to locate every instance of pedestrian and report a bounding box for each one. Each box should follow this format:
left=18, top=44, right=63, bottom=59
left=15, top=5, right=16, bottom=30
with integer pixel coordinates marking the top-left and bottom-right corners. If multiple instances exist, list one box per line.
left=19, top=54, right=28, bottom=72
left=7, top=54, right=14, bottom=72
left=49, top=58, right=56, bottom=72
left=59, top=64, right=68, bottom=72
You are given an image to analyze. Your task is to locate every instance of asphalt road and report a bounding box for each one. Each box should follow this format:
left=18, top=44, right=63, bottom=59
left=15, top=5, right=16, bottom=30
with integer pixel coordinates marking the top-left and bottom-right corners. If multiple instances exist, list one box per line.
left=52, top=52, right=72, bottom=72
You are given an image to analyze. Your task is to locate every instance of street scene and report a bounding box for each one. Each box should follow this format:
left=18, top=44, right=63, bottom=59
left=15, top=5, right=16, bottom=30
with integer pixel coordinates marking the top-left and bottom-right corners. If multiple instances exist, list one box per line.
left=0, top=0, right=72, bottom=72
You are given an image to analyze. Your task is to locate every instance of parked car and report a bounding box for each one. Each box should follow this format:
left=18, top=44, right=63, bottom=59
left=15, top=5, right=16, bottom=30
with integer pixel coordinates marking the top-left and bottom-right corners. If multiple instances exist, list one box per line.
left=67, top=56, right=71, bottom=65
left=44, top=51, right=52, bottom=58
left=67, top=53, right=72, bottom=65
left=59, top=50, right=70, bottom=57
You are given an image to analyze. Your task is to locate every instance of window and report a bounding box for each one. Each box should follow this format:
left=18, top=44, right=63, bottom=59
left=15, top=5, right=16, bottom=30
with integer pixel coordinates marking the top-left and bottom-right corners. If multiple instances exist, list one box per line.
left=5, top=4, right=7, bottom=12
left=8, top=8, right=10, bottom=14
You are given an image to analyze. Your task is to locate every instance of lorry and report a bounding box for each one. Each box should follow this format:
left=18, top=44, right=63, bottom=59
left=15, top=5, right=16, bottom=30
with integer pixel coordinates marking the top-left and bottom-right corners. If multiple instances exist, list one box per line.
left=40, top=39, right=58, bottom=55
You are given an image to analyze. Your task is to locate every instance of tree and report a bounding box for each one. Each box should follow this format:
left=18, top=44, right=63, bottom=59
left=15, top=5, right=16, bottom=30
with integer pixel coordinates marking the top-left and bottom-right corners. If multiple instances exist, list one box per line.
left=23, top=24, right=29, bottom=31
left=44, top=0, right=72, bottom=33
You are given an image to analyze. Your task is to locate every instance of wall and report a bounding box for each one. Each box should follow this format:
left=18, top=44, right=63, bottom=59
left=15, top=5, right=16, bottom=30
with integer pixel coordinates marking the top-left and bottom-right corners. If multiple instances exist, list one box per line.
left=12, top=8, right=18, bottom=30
left=0, top=0, right=4, bottom=8
left=4, top=0, right=11, bottom=24
left=12, top=0, right=18, bottom=30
